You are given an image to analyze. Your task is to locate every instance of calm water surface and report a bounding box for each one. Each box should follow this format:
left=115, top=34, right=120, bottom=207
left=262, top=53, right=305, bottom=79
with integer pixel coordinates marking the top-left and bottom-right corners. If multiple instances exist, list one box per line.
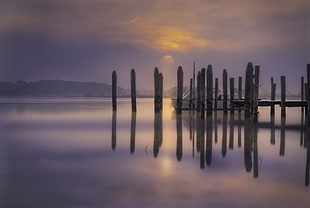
left=0, top=97, right=309, bottom=208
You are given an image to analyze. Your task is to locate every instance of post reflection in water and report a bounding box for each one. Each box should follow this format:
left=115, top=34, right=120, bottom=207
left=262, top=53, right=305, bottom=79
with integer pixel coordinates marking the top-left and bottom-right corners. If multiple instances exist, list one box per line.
left=206, top=115, right=213, bottom=166
left=176, top=113, right=183, bottom=161
left=222, top=113, right=227, bottom=158
left=153, top=112, right=163, bottom=158
left=112, top=111, right=117, bottom=151
left=244, top=116, right=252, bottom=173
left=306, top=127, right=310, bottom=186
left=214, top=112, right=218, bottom=144
left=238, top=111, right=242, bottom=147
left=229, top=113, right=234, bottom=150
left=270, top=113, right=276, bottom=145
left=130, top=112, right=136, bottom=154
left=280, top=116, right=286, bottom=156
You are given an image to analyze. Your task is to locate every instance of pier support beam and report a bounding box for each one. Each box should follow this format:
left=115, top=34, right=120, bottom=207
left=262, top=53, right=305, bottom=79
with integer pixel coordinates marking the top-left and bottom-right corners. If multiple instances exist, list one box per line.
left=207, top=65, right=213, bottom=116
left=223, top=69, right=228, bottom=114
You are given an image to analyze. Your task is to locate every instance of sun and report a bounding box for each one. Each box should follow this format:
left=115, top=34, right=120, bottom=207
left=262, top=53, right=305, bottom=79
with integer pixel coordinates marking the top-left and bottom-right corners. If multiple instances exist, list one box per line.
left=161, top=55, right=175, bottom=65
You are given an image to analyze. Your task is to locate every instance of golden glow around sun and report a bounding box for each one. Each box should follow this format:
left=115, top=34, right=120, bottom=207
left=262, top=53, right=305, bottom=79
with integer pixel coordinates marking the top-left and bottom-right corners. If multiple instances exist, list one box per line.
left=155, top=28, right=210, bottom=52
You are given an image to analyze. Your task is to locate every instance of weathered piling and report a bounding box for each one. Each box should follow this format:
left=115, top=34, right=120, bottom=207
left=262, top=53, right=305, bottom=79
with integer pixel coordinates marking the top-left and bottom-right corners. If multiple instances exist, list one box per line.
left=281, top=76, right=286, bottom=117
left=301, top=76, right=304, bottom=112
left=131, top=69, right=136, bottom=112
left=154, top=68, right=160, bottom=113
left=307, top=64, right=310, bottom=124
left=200, top=68, right=206, bottom=118
left=197, top=71, right=201, bottom=112
left=190, top=78, right=193, bottom=109
left=159, top=73, right=163, bottom=110
left=177, top=66, right=183, bottom=114
left=253, top=66, right=260, bottom=116
left=192, top=62, right=196, bottom=109
left=238, top=77, right=242, bottom=112
left=206, top=65, right=213, bottom=116
left=112, top=70, right=117, bottom=111
left=215, top=78, right=219, bottom=111
left=230, top=77, right=234, bottom=114
left=244, top=63, right=254, bottom=118
left=270, top=77, right=276, bottom=115
left=223, top=69, right=228, bottom=114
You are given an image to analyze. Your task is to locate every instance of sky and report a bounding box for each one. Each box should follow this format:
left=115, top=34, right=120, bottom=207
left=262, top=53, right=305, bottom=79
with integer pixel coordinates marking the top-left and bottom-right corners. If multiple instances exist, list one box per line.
left=0, top=0, right=309, bottom=92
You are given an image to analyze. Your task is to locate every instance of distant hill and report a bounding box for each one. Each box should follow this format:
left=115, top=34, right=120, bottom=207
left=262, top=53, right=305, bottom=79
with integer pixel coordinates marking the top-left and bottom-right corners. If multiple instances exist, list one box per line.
left=0, top=80, right=133, bottom=97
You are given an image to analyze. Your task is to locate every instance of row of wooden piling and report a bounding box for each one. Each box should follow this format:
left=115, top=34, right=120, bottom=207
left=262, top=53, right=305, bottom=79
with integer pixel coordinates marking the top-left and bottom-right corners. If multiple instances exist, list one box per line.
left=112, top=63, right=310, bottom=122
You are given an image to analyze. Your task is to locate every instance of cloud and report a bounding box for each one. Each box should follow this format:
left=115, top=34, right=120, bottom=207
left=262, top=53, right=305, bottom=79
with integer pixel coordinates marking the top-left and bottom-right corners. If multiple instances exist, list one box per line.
left=1, top=0, right=308, bottom=52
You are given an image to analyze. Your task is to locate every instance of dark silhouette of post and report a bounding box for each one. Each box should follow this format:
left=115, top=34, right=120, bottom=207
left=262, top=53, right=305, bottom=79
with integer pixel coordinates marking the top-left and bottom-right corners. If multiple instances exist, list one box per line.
left=154, top=68, right=160, bottom=113
left=206, top=65, right=213, bottom=116
left=214, top=111, right=218, bottom=144
left=112, top=71, right=117, bottom=111
left=223, top=69, right=228, bottom=114
left=270, top=77, right=276, bottom=115
left=281, top=76, right=286, bottom=117
left=159, top=73, right=163, bottom=110
left=176, top=113, right=183, bottom=161
left=131, top=69, right=137, bottom=112
left=301, top=76, right=304, bottom=113
left=307, top=64, right=310, bottom=124
left=305, top=126, right=310, bottom=186
left=238, top=77, right=242, bottom=112
left=112, top=111, right=117, bottom=150
left=253, top=66, right=260, bottom=116
left=200, top=68, right=206, bottom=118
left=130, top=112, right=136, bottom=154
left=177, top=66, right=184, bottom=114
left=197, top=71, right=201, bottom=112
left=215, top=78, right=219, bottom=111
left=245, top=63, right=254, bottom=118
left=230, top=77, right=234, bottom=114
left=190, top=78, right=193, bottom=110
left=192, top=62, right=196, bottom=109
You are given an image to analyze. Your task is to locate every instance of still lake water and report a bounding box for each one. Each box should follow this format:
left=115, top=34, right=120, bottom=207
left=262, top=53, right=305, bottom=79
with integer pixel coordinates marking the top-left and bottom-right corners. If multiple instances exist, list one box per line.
left=0, top=97, right=309, bottom=208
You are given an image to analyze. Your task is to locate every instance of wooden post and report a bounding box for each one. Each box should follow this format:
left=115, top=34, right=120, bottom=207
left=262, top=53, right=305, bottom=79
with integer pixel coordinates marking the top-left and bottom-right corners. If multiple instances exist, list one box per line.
left=244, top=63, right=254, bottom=118
left=238, top=76, right=242, bottom=112
left=281, top=76, right=286, bottom=117
left=230, top=77, right=234, bottom=114
left=192, top=62, right=196, bottom=109
left=154, top=67, right=160, bottom=113
left=112, top=70, right=117, bottom=111
left=197, top=71, right=201, bottom=112
left=253, top=66, right=260, bottom=115
left=177, top=66, right=183, bottom=114
left=207, top=65, right=213, bottom=116
left=238, top=77, right=242, bottom=100
left=215, top=78, right=218, bottom=111
left=200, top=68, right=206, bottom=118
left=223, top=69, right=228, bottom=114
left=270, top=77, right=276, bottom=115
left=301, top=76, right=304, bottom=113
left=307, top=64, right=310, bottom=124
left=190, top=78, right=193, bottom=109
left=159, top=73, right=163, bottom=110
left=131, top=69, right=136, bottom=112
left=112, top=111, right=117, bottom=150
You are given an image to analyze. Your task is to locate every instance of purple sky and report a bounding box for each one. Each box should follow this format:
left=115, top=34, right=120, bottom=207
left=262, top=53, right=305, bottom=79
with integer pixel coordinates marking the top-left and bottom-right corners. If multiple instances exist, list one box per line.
left=0, top=0, right=309, bottom=92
